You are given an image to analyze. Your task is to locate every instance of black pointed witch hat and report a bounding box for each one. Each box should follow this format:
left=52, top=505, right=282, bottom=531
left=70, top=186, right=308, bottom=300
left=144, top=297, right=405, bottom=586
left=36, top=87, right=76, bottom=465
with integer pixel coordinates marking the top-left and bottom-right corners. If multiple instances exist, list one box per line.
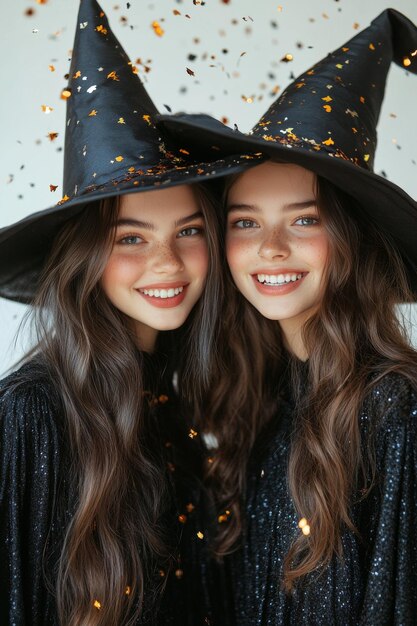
left=157, top=9, right=417, bottom=291
left=0, top=0, right=257, bottom=304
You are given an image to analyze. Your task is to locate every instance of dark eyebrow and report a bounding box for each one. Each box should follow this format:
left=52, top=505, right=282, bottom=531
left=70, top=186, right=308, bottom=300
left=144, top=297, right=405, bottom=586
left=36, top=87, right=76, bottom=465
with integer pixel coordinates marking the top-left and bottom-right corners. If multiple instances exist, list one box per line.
left=115, top=211, right=203, bottom=230
left=227, top=200, right=317, bottom=213
left=115, top=218, right=155, bottom=230
left=174, top=211, right=203, bottom=227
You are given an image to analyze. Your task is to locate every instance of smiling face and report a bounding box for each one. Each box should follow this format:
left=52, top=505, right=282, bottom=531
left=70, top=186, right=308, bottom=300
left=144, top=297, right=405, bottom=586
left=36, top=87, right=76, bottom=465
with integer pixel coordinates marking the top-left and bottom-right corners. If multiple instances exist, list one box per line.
left=226, top=161, right=329, bottom=358
left=101, top=184, right=209, bottom=351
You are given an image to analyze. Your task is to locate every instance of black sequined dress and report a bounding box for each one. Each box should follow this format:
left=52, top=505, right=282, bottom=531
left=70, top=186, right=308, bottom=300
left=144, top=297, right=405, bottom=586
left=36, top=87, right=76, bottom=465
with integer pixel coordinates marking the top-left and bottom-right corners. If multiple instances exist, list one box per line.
left=0, top=356, right=221, bottom=626
left=228, top=371, right=417, bottom=626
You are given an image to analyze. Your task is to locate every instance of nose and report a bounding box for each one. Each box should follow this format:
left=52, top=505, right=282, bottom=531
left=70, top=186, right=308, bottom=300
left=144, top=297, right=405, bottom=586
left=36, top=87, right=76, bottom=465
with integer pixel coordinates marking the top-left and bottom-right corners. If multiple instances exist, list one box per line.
left=258, top=229, right=290, bottom=261
left=150, top=242, right=185, bottom=274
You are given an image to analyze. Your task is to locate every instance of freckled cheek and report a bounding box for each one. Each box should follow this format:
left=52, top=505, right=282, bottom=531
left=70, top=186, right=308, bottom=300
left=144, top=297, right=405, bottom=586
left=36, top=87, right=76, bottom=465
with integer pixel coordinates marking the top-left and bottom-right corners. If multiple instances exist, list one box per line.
left=101, top=253, right=147, bottom=291
left=184, top=243, right=209, bottom=280
left=226, top=236, right=255, bottom=272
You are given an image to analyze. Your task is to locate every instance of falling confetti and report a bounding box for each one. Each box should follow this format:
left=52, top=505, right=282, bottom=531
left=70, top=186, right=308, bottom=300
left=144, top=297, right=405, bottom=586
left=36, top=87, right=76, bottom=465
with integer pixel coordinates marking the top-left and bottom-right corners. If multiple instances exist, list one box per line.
left=41, top=105, right=54, bottom=114
left=47, top=132, right=59, bottom=141
left=281, top=53, right=293, bottom=63
left=152, top=21, right=164, bottom=37
left=49, top=184, right=58, bottom=192
left=88, top=109, right=98, bottom=116
left=186, top=67, right=195, bottom=76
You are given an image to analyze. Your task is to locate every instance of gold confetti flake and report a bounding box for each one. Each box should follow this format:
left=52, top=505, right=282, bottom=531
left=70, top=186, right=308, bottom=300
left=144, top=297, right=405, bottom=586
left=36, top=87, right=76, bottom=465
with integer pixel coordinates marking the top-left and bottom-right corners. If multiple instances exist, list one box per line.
left=353, top=22, right=360, bottom=30
left=335, top=63, right=343, bottom=69
left=58, top=194, right=70, bottom=204
left=73, top=70, right=81, bottom=79
left=41, top=105, right=54, bottom=114
left=142, top=114, right=152, bottom=125
left=175, top=569, right=184, bottom=579
left=369, top=43, right=375, bottom=51
left=93, top=599, right=102, bottom=610
left=115, top=155, right=124, bottom=162
left=218, top=510, right=231, bottom=523
left=173, top=9, right=181, bottom=15
left=88, top=109, right=98, bottom=116
left=178, top=514, right=187, bottom=523
left=60, top=89, right=71, bottom=100
left=359, top=96, right=365, bottom=103
left=49, top=64, right=55, bottom=72
left=180, top=148, right=190, bottom=156
left=346, top=108, right=358, bottom=118
left=281, top=53, right=293, bottom=63
left=125, top=586, right=131, bottom=595
left=242, top=95, right=254, bottom=103
left=36, top=0, right=48, bottom=3
left=152, top=21, right=164, bottom=37
left=159, top=570, right=166, bottom=577
left=96, top=24, right=108, bottom=35
left=188, top=428, right=198, bottom=438
left=118, top=117, right=125, bottom=124
left=47, top=132, right=59, bottom=141
left=298, top=517, right=311, bottom=535
left=107, top=70, right=119, bottom=81
left=403, top=57, right=411, bottom=67
left=186, top=503, right=195, bottom=513
left=197, top=531, right=204, bottom=540
left=323, top=105, right=332, bottom=113
left=322, top=96, right=332, bottom=102
left=364, top=154, right=370, bottom=162
left=49, top=184, right=58, bottom=192
left=342, top=47, right=349, bottom=52
left=295, top=82, right=305, bottom=89
left=322, top=137, right=334, bottom=146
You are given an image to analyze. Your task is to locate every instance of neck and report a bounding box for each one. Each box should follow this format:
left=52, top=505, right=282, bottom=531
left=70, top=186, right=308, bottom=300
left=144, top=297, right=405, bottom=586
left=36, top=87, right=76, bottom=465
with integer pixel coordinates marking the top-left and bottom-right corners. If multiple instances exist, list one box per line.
left=134, top=324, right=158, bottom=354
left=279, top=319, right=308, bottom=361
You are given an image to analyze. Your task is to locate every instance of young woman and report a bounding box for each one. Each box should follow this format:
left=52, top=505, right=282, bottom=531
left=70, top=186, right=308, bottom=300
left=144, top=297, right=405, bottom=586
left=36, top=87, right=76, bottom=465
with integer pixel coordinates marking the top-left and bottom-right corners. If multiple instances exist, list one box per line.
left=156, top=8, right=417, bottom=624
left=0, top=184, right=223, bottom=626
left=214, top=160, right=417, bottom=624
left=0, top=0, right=247, bottom=624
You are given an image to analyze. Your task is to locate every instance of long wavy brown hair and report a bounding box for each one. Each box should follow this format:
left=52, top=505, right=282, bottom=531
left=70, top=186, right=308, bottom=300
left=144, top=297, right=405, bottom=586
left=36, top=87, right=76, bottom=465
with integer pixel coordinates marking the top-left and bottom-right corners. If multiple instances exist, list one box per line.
left=204, top=173, right=417, bottom=591
left=26, top=183, right=223, bottom=626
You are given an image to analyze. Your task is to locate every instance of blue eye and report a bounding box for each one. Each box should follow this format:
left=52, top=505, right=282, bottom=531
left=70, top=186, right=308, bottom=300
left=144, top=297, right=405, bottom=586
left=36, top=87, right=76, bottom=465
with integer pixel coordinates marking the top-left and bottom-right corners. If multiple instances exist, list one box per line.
left=119, top=235, right=143, bottom=245
left=294, top=216, right=319, bottom=226
left=178, top=227, right=203, bottom=237
left=233, top=219, right=259, bottom=229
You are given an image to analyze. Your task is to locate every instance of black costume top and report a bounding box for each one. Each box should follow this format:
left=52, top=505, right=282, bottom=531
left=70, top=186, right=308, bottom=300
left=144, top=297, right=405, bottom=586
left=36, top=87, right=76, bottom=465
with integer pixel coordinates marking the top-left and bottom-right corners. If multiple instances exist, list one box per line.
left=228, top=371, right=417, bottom=626
left=0, top=356, right=220, bottom=626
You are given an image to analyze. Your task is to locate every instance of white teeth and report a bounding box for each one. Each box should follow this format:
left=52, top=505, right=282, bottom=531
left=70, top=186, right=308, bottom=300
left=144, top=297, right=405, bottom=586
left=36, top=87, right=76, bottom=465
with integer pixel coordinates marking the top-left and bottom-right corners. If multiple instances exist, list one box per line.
left=141, top=286, right=183, bottom=298
left=257, top=273, right=303, bottom=285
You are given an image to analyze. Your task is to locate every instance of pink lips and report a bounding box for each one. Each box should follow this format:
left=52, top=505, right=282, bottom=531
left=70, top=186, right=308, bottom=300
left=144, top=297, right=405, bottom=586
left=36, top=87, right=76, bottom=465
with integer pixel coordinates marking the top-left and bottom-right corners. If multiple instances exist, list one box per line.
left=251, top=272, right=307, bottom=296
left=136, top=282, right=189, bottom=309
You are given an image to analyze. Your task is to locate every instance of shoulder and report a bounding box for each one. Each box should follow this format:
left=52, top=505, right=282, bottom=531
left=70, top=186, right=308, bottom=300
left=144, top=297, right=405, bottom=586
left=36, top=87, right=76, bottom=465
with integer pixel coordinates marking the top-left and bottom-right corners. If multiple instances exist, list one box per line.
left=0, top=358, right=63, bottom=445
left=360, top=371, right=417, bottom=453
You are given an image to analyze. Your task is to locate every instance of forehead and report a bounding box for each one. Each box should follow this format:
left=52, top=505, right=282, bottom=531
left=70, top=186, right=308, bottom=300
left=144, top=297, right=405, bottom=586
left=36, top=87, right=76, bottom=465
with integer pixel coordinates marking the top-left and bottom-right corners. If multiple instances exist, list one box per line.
left=118, top=184, right=199, bottom=218
left=228, top=162, right=316, bottom=206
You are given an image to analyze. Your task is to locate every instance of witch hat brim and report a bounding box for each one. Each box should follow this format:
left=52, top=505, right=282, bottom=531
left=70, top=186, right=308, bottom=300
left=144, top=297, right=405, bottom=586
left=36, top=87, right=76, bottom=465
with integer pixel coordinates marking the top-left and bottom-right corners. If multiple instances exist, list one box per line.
left=0, top=0, right=260, bottom=304
left=157, top=9, right=417, bottom=293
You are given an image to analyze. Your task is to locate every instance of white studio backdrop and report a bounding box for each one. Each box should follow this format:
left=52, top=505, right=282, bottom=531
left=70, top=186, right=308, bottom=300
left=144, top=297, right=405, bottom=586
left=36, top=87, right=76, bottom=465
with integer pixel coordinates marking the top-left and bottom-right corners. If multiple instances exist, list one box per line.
left=1, top=0, right=417, bottom=375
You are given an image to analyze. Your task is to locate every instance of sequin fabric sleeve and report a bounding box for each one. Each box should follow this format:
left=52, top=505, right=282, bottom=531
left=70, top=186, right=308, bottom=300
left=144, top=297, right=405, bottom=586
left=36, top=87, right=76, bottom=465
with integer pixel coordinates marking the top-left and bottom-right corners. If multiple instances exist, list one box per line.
left=358, top=374, right=417, bottom=625
left=228, top=373, right=417, bottom=626
left=0, top=364, right=66, bottom=626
